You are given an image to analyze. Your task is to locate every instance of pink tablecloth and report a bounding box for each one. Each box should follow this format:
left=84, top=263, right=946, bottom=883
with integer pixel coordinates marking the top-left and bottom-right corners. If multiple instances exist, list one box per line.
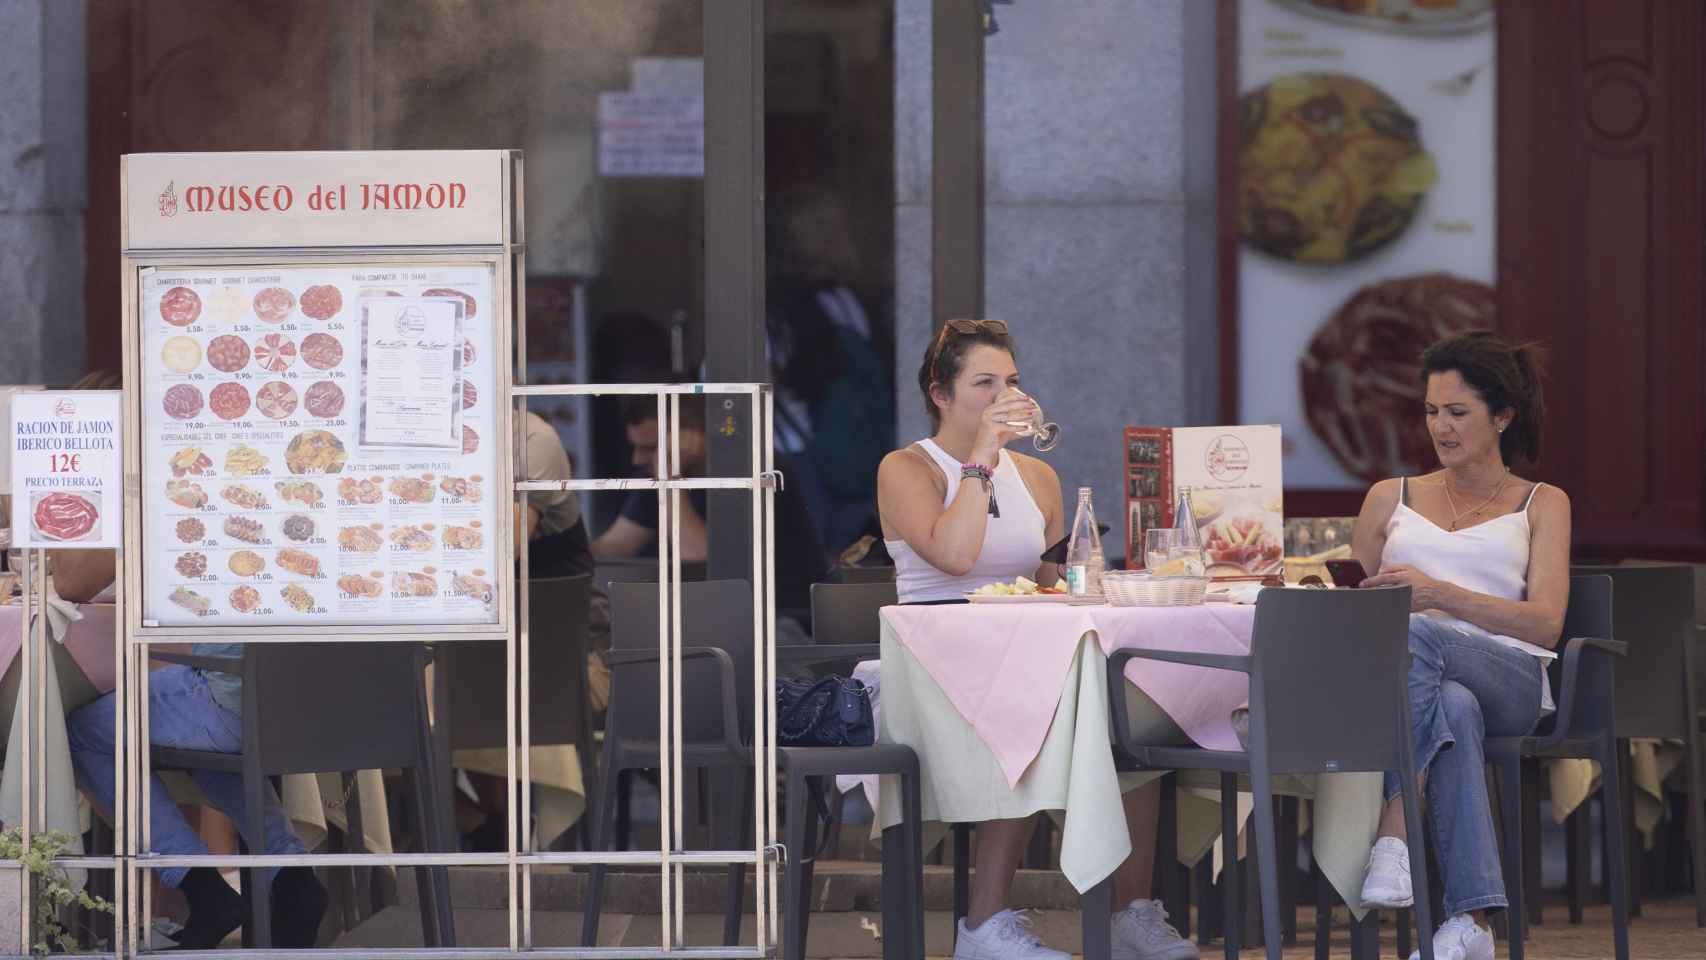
left=0, top=603, right=121, bottom=692
left=880, top=602, right=1258, bottom=787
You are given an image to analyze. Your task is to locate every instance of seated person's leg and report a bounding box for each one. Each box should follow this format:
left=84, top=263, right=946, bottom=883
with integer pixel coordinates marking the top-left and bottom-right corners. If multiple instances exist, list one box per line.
left=67, top=667, right=244, bottom=948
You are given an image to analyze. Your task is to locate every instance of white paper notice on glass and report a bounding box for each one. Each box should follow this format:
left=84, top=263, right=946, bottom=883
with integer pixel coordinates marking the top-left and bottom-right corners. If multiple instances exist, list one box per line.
left=9, top=390, right=124, bottom=550
left=359, top=296, right=464, bottom=450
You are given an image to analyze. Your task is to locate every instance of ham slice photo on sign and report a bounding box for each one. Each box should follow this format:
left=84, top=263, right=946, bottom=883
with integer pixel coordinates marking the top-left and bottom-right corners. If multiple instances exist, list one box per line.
left=299, top=284, right=344, bottom=321
left=253, top=286, right=296, bottom=323
left=162, top=384, right=203, bottom=421
left=253, top=333, right=298, bottom=373
left=205, top=335, right=251, bottom=373
left=160, top=286, right=202, bottom=326
left=300, top=333, right=343, bottom=371
left=255, top=381, right=298, bottom=420
left=422, top=288, right=476, bottom=318
left=208, top=382, right=251, bottom=420
left=303, top=381, right=344, bottom=419
left=32, top=492, right=99, bottom=542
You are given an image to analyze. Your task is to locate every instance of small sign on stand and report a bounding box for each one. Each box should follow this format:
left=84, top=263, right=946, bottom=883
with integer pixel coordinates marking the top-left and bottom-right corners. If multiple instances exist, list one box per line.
left=8, top=391, right=124, bottom=550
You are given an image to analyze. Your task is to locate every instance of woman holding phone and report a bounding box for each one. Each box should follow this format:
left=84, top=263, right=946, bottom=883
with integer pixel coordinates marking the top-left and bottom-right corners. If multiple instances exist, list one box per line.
left=877, top=320, right=1196, bottom=960
left=1349, top=332, right=1569, bottom=960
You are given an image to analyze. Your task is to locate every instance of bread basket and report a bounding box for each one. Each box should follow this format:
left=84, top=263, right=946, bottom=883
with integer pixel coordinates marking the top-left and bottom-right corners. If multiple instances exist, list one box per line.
left=1101, top=571, right=1209, bottom=607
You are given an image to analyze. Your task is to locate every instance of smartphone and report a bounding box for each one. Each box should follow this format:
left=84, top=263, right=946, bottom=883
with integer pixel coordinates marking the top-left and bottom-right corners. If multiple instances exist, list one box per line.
left=1324, top=558, right=1369, bottom=588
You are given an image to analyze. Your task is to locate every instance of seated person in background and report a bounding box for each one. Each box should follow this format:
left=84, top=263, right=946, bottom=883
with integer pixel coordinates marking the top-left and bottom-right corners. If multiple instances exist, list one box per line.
left=1352, top=332, right=1568, bottom=960
left=879, top=320, right=1196, bottom=960
left=592, top=396, right=829, bottom=629
left=59, top=549, right=327, bottom=949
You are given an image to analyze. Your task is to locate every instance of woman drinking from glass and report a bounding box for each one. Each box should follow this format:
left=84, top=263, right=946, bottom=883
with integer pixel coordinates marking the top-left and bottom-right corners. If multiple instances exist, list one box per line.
left=877, top=320, right=1196, bottom=960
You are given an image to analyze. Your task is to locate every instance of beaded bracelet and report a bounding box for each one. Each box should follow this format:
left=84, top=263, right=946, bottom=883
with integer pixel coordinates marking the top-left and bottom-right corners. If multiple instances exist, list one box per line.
left=960, top=463, right=999, bottom=517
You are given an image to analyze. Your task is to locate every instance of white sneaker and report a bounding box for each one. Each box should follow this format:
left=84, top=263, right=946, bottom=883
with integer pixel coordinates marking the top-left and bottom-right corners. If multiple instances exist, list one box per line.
left=1360, top=835, right=1415, bottom=908
left=1111, top=899, right=1199, bottom=960
left=954, top=909, right=1070, bottom=960
left=1408, top=914, right=1495, bottom=960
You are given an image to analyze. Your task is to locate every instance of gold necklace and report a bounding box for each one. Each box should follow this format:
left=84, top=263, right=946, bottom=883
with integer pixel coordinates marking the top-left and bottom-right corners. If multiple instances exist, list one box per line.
left=1442, top=468, right=1509, bottom=530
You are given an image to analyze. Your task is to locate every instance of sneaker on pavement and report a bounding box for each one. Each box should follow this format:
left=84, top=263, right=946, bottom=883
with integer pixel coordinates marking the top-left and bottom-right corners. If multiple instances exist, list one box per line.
left=1409, top=914, right=1495, bottom=960
left=1111, top=899, right=1199, bottom=960
left=1360, top=835, right=1415, bottom=908
left=954, top=909, right=1070, bottom=960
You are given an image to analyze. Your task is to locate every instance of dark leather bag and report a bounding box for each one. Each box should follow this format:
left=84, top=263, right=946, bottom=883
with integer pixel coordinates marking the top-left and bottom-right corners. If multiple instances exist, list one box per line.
left=775, top=675, right=874, bottom=747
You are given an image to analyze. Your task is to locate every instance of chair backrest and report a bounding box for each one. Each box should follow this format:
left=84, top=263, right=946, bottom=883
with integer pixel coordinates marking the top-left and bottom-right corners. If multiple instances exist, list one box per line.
left=1571, top=566, right=1689, bottom=737
left=444, top=574, right=593, bottom=750
left=607, top=579, right=754, bottom=748
left=1543, top=573, right=1616, bottom=740
left=810, top=581, right=897, bottom=647
left=596, top=559, right=708, bottom=592
left=833, top=565, right=896, bottom=585
left=1247, top=585, right=1412, bottom=776
left=249, top=641, right=433, bottom=775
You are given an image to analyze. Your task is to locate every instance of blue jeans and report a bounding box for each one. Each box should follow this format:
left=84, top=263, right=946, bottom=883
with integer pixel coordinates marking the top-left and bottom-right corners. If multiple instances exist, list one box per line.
left=1384, top=615, right=1544, bottom=918
left=66, top=665, right=306, bottom=888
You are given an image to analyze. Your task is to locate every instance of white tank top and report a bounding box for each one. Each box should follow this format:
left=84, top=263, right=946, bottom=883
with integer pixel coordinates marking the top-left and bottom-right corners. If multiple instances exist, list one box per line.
left=885, top=439, right=1048, bottom=603
left=1382, top=477, right=1555, bottom=712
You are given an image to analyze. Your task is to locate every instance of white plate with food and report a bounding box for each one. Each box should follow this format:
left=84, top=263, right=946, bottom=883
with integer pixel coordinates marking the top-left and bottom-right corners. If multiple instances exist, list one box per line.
left=966, top=576, right=1073, bottom=603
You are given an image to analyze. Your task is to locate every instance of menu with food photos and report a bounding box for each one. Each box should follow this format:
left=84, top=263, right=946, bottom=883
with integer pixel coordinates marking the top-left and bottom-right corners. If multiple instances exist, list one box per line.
left=136, top=264, right=499, bottom=626
left=1125, top=425, right=1285, bottom=579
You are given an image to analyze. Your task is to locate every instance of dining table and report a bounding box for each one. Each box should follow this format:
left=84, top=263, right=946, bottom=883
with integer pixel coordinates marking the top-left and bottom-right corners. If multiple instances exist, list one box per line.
left=870, top=596, right=1388, bottom=956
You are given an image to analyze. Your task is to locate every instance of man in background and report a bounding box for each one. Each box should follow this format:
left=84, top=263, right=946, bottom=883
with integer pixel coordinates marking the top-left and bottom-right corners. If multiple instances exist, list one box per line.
left=592, top=396, right=828, bottom=630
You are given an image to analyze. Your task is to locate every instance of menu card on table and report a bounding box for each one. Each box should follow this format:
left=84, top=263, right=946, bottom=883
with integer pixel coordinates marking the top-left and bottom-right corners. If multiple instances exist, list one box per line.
left=1124, top=425, right=1285, bottom=579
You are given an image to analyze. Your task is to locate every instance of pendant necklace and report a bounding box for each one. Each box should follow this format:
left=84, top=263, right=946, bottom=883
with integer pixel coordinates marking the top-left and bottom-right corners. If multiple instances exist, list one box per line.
left=1442, top=468, right=1509, bottom=531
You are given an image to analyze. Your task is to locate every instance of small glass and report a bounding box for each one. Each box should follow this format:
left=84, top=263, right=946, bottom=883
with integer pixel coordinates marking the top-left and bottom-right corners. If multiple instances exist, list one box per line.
left=1004, top=390, right=1061, bottom=452
left=1145, top=527, right=1205, bottom=577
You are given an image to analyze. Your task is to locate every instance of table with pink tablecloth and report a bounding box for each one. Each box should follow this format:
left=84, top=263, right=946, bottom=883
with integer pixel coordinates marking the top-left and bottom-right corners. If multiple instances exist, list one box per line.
left=873, top=600, right=1386, bottom=914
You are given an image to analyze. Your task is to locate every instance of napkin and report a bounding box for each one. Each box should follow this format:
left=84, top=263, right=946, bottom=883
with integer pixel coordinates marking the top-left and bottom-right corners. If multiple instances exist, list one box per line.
left=40, top=576, right=84, bottom=643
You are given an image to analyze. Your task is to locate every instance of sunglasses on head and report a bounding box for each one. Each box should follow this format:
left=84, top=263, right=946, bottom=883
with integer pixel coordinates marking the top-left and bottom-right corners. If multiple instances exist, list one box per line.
left=930, top=319, right=1011, bottom=381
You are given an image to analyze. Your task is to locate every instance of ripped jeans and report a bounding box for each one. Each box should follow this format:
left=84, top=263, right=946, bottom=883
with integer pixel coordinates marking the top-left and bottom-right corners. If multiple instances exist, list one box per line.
left=1383, top=615, right=1544, bottom=918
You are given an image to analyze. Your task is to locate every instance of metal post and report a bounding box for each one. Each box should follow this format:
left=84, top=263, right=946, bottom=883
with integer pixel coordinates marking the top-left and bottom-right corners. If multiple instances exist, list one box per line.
left=19, top=550, right=33, bottom=951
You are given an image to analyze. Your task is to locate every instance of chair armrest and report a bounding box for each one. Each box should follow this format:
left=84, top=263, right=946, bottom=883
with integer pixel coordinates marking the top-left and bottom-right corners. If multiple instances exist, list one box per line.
left=1531, top=634, right=1625, bottom=752
left=1109, top=648, right=1253, bottom=675
left=1105, top=648, right=1252, bottom=763
left=776, top=643, right=880, bottom=667
left=151, top=651, right=243, bottom=673
left=604, top=646, right=743, bottom=756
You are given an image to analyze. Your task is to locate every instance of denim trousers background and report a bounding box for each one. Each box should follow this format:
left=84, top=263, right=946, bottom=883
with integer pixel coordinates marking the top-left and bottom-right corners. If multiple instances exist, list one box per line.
left=67, top=664, right=305, bottom=888
left=1383, top=615, right=1544, bottom=918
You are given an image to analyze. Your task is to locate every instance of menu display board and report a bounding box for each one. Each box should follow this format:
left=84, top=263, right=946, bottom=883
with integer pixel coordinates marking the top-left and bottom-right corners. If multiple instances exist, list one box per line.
left=1125, top=425, right=1285, bottom=579
left=136, top=264, right=499, bottom=626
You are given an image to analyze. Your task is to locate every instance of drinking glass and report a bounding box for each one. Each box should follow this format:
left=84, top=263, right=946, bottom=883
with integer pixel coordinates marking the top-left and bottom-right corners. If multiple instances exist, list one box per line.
left=1144, top=528, right=1179, bottom=573
left=1004, top=390, right=1061, bottom=452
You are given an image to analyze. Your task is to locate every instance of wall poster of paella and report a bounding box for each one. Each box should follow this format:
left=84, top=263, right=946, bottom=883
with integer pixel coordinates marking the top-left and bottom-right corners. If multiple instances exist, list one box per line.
left=1234, top=0, right=1497, bottom=490
left=136, top=263, right=501, bottom=627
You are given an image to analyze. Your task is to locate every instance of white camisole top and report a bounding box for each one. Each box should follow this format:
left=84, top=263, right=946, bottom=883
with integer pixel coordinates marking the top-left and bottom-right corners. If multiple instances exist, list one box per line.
left=884, top=439, right=1047, bottom=603
left=1382, top=476, right=1555, bottom=712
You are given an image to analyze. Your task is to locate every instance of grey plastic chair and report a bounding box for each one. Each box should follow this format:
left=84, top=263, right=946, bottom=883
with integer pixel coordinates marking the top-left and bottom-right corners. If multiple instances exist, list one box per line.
left=1103, top=586, right=1434, bottom=960
left=1481, top=573, right=1629, bottom=960
left=582, top=579, right=923, bottom=960
left=1562, top=564, right=1704, bottom=928
left=436, top=573, right=595, bottom=849
left=152, top=642, right=452, bottom=948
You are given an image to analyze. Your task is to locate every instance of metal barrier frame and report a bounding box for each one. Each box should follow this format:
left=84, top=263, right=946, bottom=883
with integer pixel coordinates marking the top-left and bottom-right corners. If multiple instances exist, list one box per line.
left=65, top=380, right=780, bottom=958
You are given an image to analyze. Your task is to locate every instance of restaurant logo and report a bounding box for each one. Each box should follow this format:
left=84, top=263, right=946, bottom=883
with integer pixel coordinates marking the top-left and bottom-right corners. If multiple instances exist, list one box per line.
left=54, top=398, right=77, bottom=418
left=1205, top=434, right=1250, bottom=482
left=157, top=181, right=178, bottom=218
left=395, top=306, right=429, bottom=338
